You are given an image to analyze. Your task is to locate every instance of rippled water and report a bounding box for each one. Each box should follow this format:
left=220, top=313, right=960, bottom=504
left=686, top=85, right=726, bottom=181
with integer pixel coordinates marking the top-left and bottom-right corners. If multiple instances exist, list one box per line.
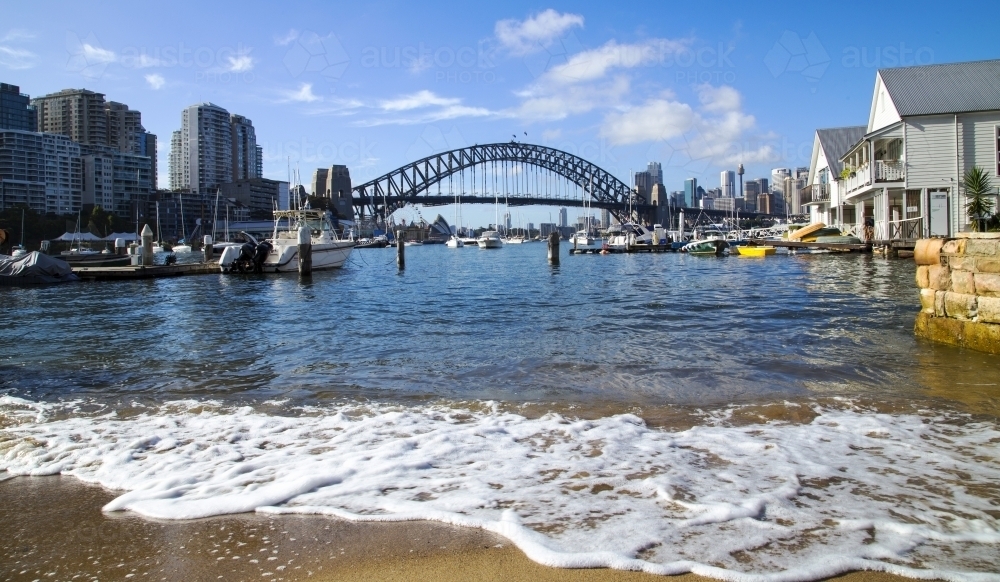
left=3, top=244, right=998, bottom=412
left=4, top=245, right=1000, bottom=581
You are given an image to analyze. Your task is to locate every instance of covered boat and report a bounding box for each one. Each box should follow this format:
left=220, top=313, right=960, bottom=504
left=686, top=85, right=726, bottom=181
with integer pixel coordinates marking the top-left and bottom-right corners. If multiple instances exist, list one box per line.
left=0, top=251, right=79, bottom=286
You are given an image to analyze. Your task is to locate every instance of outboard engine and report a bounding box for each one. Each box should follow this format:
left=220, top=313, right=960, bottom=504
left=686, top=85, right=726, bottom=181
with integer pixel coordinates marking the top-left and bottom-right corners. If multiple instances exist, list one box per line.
left=252, top=241, right=272, bottom=271
left=218, top=245, right=240, bottom=272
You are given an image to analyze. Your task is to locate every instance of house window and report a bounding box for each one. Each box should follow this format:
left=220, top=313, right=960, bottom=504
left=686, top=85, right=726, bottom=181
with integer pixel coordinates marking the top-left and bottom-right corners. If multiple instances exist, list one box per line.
left=996, top=126, right=1000, bottom=176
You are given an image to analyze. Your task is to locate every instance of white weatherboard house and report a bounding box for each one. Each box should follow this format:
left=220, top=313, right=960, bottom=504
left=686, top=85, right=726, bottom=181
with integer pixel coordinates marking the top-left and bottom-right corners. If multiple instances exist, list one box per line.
left=803, top=126, right=867, bottom=227
left=817, top=59, right=1000, bottom=240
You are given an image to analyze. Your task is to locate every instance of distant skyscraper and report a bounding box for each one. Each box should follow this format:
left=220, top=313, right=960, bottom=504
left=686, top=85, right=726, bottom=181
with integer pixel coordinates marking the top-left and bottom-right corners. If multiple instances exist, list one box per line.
left=558, top=207, right=567, bottom=227
left=230, top=114, right=260, bottom=181
left=0, top=83, right=37, bottom=131
left=647, top=162, right=662, bottom=185
left=170, top=102, right=234, bottom=194
left=32, top=88, right=152, bottom=156
left=720, top=170, right=735, bottom=198
left=634, top=171, right=652, bottom=202
left=683, top=178, right=697, bottom=207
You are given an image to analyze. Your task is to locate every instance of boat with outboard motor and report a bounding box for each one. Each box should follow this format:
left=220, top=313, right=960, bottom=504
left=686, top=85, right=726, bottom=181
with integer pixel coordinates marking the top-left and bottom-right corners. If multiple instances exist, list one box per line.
left=218, top=208, right=354, bottom=273
left=477, top=230, right=503, bottom=249
left=604, top=223, right=654, bottom=251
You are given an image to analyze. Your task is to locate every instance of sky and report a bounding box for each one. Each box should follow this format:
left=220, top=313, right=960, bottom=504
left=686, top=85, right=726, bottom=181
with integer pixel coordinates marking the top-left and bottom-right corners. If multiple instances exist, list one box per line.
left=1, top=0, right=998, bottom=228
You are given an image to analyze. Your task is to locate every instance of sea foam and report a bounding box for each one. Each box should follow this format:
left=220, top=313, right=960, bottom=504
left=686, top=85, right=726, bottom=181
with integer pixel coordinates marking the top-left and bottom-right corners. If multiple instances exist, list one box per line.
left=1, top=396, right=998, bottom=582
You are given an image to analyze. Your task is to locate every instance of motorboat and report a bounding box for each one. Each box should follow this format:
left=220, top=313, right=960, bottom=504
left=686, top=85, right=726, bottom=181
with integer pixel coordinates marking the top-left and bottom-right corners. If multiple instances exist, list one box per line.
left=445, top=236, right=464, bottom=248
left=568, top=230, right=595, bottom=247
left=505, top=235, right=526, bottom=244
left=682, top=238, right=730, bottom=255
left=605, top=224, right=654, bottom=250
left=477, top=230, right=503, bottom=249
left=173, top=241, right=193, bottom=253
left=219, top=208, right=354, bottom=273
left=734, top=245, right=775, bottom=257
left=404, top=240, right=424, bottom=247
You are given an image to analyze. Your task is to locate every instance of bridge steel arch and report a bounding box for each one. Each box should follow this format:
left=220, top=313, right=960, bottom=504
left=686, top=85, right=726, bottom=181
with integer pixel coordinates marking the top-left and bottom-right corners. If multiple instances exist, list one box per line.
left=351, top=142, right=638, bottom=224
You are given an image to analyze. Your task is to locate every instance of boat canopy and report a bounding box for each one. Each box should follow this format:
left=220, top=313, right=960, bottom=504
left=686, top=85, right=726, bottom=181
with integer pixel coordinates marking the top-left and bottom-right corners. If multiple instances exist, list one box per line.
left=53, top=231, right=104, bottom=242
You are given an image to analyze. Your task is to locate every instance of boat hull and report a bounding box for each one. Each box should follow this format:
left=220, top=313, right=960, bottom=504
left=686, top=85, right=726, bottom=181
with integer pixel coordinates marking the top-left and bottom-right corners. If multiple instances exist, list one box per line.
left=262, top=242, right=354, bottom=272
left=735, top=246, right=776, bottom=257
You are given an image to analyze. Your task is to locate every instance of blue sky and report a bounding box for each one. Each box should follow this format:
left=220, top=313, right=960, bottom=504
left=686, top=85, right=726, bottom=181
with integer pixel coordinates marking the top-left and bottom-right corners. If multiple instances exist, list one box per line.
left=1, top=0, right=997, bottom=227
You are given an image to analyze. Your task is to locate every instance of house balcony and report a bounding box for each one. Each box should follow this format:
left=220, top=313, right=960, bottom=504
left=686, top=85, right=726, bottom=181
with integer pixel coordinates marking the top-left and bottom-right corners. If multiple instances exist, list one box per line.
left=801, top=183, right=829, bottom=205
left=842, top=160, right=905, bottom=200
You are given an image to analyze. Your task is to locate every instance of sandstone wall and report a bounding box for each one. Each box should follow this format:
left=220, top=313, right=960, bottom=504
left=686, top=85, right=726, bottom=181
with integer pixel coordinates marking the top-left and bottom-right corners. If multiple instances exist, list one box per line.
left=913, top=233, right=1000, bottom=354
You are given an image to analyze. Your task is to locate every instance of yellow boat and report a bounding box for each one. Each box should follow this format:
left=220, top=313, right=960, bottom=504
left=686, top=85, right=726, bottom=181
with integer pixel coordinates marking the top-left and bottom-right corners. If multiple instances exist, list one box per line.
left=735, top=246, right=776, bottom=257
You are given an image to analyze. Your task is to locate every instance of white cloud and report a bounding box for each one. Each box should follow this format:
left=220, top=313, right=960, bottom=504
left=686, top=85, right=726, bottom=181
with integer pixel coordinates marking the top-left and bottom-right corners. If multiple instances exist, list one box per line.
left=495, top=9, right=584, bottom=55
left=697, top=83, right=741, bottom=113
left=601, top=98, right=696, bottom=144
left=0, top=45, right=36, bottom=70
left=408, top=54, right=433, bottom=74
left=1, top=30, right=35, bottom=43
left=227, top=53, right=254, bottom=72
left=284, top=83, right=321, bottom=103
left=144, top=73, right=165, bottom=90
left=542, top=39, right=687, bottom=85
left=82, top=43, right=116, bottom=63
left=275, top=29, right=299, bottom=46
left=603, top=85, right=774, bottom=167
left=379, top=90, right=461, bottom=112
left=541, top=128, right=562, bottom=141
left=512, top=76, right=630, bottom=121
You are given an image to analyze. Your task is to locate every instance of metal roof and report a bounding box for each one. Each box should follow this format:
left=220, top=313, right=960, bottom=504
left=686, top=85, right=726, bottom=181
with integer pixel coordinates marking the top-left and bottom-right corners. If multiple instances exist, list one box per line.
left=880, top=59, right=1000, bottom=116
left=816, top=126, right=866, bottom=177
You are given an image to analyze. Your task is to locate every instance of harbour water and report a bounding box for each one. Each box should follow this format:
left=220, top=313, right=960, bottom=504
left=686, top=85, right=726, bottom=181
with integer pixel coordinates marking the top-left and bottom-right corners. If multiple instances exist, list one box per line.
left=2, top=245, right=999, bottom=580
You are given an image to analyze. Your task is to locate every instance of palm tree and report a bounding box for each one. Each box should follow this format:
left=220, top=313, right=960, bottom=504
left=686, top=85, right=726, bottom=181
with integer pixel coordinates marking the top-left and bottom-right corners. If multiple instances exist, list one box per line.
left=963, top=166, right=995, bottom=232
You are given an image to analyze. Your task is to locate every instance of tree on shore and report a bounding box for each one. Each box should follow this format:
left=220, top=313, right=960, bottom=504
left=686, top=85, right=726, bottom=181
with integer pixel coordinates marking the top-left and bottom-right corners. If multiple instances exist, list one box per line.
left=963, top=166, right=995, bottom=232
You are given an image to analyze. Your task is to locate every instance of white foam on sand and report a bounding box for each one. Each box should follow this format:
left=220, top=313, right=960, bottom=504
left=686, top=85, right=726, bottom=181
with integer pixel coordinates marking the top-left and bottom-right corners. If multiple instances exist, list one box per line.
left=1, top=396, right=999, bottom=582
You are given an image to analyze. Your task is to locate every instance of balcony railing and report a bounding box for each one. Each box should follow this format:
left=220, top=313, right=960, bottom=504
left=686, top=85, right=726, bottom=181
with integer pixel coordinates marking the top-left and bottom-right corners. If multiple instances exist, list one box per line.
left=843, top=160, right=906, bottom=197
left=801, top=183, right=829, bottom=204
left=875, top=160, right=905, bottom=182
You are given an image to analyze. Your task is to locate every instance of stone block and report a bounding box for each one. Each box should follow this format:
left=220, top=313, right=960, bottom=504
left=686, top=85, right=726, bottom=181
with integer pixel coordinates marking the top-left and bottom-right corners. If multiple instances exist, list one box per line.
left=915, top=312, right=1000, bottom=355
left=919, top=288, right=936, bottom=313
left=979, top=296, right=1000, bottom=324
left=928, top=264, right=951, bottom=291
left=977, top=258, right=1000, bottom=274
left=951, top=270, right=976, bottom=294
left=965, top=239, right=1000, bottom=257
left=914, top=238, right=946, bottom=265
left=974, top=273, right=1000, bottom=297
left=934, top=291, right=947, bottom=317
left=915, top=266, right=930, bottom=289
left=947, top=256, right=976, bottom=272
left=944, top=292, right=977, bottom=320
left=940, top=238, right=966, bottom=256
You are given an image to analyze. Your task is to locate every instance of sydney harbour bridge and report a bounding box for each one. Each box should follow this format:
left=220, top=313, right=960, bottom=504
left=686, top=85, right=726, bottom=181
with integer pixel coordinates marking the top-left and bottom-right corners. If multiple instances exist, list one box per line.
left=350, top=142, right=769, bottom=226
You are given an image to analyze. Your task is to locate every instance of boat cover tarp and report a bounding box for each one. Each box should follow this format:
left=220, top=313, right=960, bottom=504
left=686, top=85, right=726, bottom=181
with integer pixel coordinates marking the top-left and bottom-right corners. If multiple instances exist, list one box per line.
left=0, top=251, right=79, bottom=284
left=54, top=231, right=104, bottom=242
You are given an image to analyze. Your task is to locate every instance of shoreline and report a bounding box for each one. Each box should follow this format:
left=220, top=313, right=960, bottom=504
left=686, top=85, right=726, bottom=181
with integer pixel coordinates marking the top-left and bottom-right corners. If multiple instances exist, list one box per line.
left=0, top=475, right=922, bottom=582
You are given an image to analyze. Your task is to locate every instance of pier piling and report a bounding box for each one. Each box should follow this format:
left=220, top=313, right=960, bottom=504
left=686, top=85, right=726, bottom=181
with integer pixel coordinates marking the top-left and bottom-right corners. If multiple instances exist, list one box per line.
left=548, top=232, right=560, bottom=265
left=141, top=224, right=153, bottom=266
left=396, top=230, right=405, bottom=270
left=203, top=235, right=213, bottom=262
left=298, top=227, right=312, bottom=276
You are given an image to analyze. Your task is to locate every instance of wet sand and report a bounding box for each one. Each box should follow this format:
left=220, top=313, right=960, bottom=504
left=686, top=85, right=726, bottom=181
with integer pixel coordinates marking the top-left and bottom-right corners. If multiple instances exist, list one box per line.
left=0, top=475, right=925, bottom=582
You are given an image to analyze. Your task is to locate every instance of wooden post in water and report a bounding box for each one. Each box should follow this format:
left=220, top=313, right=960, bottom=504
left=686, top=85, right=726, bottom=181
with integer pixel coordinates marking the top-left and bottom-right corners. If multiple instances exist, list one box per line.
left=396, top=230, right=405, bottom=270
left=298, top=226, right=312, bottom=275
left=141, top=224, right=154, bottom=266
left=203, top=235, right=213, bottom=262
left=548, top=231, right=560, bottom=265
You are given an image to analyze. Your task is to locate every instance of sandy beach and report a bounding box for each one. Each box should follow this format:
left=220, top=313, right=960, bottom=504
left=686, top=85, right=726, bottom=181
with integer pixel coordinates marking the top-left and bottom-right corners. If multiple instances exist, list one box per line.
left=0, top=475, right=922, bottom=582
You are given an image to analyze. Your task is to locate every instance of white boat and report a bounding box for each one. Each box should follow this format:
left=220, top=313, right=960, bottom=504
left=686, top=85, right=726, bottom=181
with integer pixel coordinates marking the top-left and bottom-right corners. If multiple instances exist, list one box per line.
left=172, top=242, right=193, bottom=253
left=404, top=240, right=424, bottom=247
left=477, top=230, right=503, bottom=249
left=219, top=208, right=354, bottom=273
left=568, top=230, right=594, bottom=247
left=505, top=235, right=526, bottom=244
left=605, top=224, right=654, bottom=250
left=459, top=236, right=478, bottom=246
left=445, top=237, right=464, bottom=248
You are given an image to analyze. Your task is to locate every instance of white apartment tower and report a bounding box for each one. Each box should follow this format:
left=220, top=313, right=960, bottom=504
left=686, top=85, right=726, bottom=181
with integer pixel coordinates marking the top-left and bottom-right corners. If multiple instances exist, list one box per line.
left=172, top=103, right=233, bottom=194
left=720, top=170, right=735, bottom=198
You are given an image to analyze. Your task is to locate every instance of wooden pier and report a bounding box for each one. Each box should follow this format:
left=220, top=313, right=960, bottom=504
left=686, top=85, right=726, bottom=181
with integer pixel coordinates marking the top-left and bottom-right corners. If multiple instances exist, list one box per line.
left=72, top=262, right=220, bottom=281
left=569, top=245, right=677, bottom=254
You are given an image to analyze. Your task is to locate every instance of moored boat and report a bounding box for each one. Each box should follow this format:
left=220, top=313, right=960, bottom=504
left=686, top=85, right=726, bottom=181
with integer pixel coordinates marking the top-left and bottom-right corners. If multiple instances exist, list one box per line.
left=219, top=208, right=354, bottom=273
left=734, top=245, right=776, bottom=257
left=477, top=230, right=503, bottom=249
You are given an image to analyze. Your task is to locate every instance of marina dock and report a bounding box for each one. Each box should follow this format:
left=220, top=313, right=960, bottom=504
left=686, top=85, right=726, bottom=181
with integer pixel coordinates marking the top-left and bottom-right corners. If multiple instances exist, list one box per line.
left=72, top=262, right=219, bottom=281
left=747, top=239, right=872, bottom=252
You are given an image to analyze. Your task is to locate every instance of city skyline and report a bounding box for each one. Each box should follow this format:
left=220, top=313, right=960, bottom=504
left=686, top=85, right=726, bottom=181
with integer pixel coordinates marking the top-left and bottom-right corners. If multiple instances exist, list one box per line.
left=0, top=0, right=996, bottom=226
